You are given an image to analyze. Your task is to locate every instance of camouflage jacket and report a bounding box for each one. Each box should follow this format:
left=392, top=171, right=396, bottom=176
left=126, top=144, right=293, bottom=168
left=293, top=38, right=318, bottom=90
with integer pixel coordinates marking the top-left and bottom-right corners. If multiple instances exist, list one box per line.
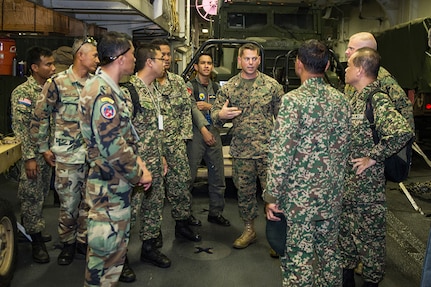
left=78, top=69, right=142, bottom=185
left=186, top=77, right=220, bottom=133
left=345, top=66, right=415, bottom=130
left=344, top=80, right=414, bottom=203
left=31, top=65, right=93, bottom=164
left=126, top=75, right=164, bottom=173
left=211, top=71, right=284, bottom=159
left=11, top=76, right=42, bottom=160
left=154, top=71, right=192, bottom=147
left=263, top=77, right=351, bottom=221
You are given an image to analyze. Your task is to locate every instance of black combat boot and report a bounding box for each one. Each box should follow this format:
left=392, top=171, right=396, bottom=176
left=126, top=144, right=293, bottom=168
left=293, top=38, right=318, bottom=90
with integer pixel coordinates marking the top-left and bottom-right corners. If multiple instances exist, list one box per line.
left=363, top=282, right=379, bottom=287
left=76, top=242, right=87, bottom=259
left=119, top=256, right=136, bottom=283
left=175, top=220, right=201, bottom=242
left=57, top=242, right=76, bottom=265
left=140, top=239, right=171, bottom=268
left=154, top=230, right=163, bottom=249
left=342, top=268, right=355, bottom=287
left=30, top=232, right=50, bottom=264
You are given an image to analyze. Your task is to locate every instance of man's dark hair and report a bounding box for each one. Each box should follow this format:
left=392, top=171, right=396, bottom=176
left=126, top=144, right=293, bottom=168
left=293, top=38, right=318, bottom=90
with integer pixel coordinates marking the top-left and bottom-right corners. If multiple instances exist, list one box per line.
left=297, top=39, right=329, bottom=74
left=195, top=52, right=213, bottom=64
left=97, top=31, right=132, bottom=66
left=135, top=44, right=161, bottom=71
left=25, top=46, right=52, bottom=75
left=150, top=38, right=170, bottom=47
left=351, top=47, right=380, bottom=78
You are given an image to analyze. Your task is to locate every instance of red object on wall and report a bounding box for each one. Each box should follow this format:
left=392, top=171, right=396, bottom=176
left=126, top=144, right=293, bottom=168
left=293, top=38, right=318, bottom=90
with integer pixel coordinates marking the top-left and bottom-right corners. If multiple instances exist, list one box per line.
left=0, top=38, right=16, bottom=76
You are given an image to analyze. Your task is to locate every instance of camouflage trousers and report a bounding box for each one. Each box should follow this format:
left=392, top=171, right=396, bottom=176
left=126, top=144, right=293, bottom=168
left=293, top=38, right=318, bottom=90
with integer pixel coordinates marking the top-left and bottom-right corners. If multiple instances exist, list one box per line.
left=55, top=162, right=89, bottom=244
left=187, top=126, right=226, bottom=216
left=232, top=157, right=268, bottom=222
left=281, top=218, right=341, bottom=287
left=339, top=202, right=387, bottom=283
left=17, top=154, right=51, bottom=234
left=84, top=167, right=132, bottom=287
left=164, top=141, right=192, bottom=220
left=131, top=162, right=165, bottom=241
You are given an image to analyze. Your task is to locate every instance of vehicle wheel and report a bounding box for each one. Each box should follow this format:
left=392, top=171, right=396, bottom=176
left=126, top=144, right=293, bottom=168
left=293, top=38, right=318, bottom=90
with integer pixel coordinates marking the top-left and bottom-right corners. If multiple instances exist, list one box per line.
left=0, top=198, right=17, bottom=287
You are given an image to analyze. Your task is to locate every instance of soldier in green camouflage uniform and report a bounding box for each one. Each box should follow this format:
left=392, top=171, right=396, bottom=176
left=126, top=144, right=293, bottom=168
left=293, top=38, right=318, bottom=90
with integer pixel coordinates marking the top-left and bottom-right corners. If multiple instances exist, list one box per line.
left=11, top=46, right=56, bottom=264
left=78, top=31, right=152, bottom=287
left=123, top=44, right=171, bottom=270
left=341, top=48, right=414, bottom=287
left=31, top=36, right=99, bottom=265
left=152, top=39, right=201, bottom=242
left=344, top=32, right=415, bottom=130
left=264, top=40, right=351, bottom=287
left=211, top=43, right=284, bottom=248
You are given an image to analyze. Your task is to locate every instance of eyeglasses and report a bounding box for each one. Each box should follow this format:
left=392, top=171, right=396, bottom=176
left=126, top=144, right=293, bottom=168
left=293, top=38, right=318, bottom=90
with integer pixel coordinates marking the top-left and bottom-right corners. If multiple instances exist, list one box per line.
left=151, top=57, right=164, bottom=62
left=101, top=47, right=131, bottom=65
left=75, top=37, right=97, bottom=54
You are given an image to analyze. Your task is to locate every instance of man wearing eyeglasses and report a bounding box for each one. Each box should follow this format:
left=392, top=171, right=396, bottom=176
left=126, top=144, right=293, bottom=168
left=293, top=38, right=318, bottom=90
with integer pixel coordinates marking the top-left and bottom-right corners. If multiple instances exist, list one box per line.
left=211, top=42, right=284, bottom=249
left=151, top=39, right=202, bottom=243
left=31, top=36, right=99, bottom=266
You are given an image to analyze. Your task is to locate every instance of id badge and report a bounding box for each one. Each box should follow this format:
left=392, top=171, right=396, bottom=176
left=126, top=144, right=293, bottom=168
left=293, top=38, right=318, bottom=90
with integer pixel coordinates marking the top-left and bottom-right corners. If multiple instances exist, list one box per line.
left=158, top=114, right=164, bottom=130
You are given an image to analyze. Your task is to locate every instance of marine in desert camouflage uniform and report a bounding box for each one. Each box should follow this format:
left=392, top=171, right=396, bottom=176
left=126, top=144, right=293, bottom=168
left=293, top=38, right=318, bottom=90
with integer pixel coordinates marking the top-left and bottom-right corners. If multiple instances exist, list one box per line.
left=341, top=47, right=414, bottom=287
left=211, top=42, right=284, bottom=249
left=11, top=46, right=56, bottom=264
left=264, top=39, right=351, bottom=287
left=78, top=31, right=151, bottom=287
left=31, top=36, right=99, bottom=265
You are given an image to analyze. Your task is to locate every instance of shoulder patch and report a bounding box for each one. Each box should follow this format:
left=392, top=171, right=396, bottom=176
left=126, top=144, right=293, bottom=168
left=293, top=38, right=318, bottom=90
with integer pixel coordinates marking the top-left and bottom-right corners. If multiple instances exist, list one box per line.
left=100, top=103, right=116, bottom=119
left=18, top=98, right=32, bottom=106
left=100, top=97, right=115, bottom=104
left=187, top=87, right=192, bottom=95
left=199, top=93, right=205, bottom=100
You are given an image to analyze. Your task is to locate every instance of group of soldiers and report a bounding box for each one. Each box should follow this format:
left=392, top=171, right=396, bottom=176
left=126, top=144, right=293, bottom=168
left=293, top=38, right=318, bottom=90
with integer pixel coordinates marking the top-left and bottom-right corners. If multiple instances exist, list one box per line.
left=10, top=30, right=417, bottom=287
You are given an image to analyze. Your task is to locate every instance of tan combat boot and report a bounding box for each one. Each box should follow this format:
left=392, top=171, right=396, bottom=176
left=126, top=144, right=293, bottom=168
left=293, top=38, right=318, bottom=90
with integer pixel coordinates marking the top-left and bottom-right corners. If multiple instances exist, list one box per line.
left=233, top=221, right=256, bottom=249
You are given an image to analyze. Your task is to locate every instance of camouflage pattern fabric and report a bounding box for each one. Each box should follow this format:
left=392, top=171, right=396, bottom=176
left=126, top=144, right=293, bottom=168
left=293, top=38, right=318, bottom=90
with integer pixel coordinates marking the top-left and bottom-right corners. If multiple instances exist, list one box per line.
left=406, top=181, right=431, bottom=200
left=340, top=80, right=414, bottom=283
left=11, top=76, right=51, bottom=234
left=211, top=71, right=283, bottom=221
left=263, top=77, right=351, bottom=286
left=79, top=69, right=143, bottom=286
left=345, top=66, right=415, bottom=130
left=186, top=78, right=225, bottom=216
left=155, top=71, right=193, bottom=220
left=126, top=75, right=165, bottom=240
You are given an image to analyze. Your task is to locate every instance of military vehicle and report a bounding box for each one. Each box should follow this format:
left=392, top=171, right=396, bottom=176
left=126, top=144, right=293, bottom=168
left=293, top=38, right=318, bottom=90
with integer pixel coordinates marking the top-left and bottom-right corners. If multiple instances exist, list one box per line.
left=376, top=17, right=431, bottom=140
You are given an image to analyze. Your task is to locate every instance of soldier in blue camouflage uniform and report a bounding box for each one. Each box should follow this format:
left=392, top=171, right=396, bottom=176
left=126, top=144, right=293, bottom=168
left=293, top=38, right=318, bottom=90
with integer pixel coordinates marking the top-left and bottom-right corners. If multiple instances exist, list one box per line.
left=78, top=31, right=152, bottom=287
left=211, top=42, right=284, bottom=249
left=11, top=46, right=56, bottom=264
left=341, top=47, right=414, bottom=287
left=186, top=53, right=230, bottom=227
left=151, top=39, right=201, bottom=242
left=264, top=39, right=351, bottom=287
left=123, top=44, right=171, bottom=273
left=31, top=36, right=100, bottom=266
left=344, top=32, right=414, bottom=130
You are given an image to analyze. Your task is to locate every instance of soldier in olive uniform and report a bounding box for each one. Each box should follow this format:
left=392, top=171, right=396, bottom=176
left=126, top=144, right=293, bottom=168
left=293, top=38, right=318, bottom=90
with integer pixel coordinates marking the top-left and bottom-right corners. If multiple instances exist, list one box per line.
left=78, top=31, right=152, bottom=287
left=31, top=36, right=99, bottom=265
left=344, top=32, right=414, bottom=130
left=341, top=48, right=414, bottom=287
left=186, top=52, right=230, bottom=227
left=11, top=46, right=56, bottom=263
left=122, top=44, right=171, bottom=273
left=264, top=40, right=351, bottom=287
left=151, top=39, right=201, bottom=242
left=211, top=42, right=284, bottom=249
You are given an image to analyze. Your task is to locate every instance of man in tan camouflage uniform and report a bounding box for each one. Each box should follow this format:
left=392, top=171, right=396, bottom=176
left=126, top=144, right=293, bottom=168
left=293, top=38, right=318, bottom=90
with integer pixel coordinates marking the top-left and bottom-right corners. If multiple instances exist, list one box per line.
left=31, top=36, right=99, bottom=265
left=11, top=46, right=56, bottom=264
left=122, top=44, right=171, bottom=276
left=79, top=31, right=152, bottom=287
left=151, top=39, right=201, bottom=242
left=211, top=42, right=284, bottom=249
left=264, top=39, right=351, bottom=287
left=341, top=48, right=414, bottom=287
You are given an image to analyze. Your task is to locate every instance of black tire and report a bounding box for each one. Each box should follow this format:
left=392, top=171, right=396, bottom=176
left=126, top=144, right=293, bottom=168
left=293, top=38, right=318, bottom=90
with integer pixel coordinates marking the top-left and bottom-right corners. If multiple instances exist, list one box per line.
left=0, top=198, right=17, bottom=287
